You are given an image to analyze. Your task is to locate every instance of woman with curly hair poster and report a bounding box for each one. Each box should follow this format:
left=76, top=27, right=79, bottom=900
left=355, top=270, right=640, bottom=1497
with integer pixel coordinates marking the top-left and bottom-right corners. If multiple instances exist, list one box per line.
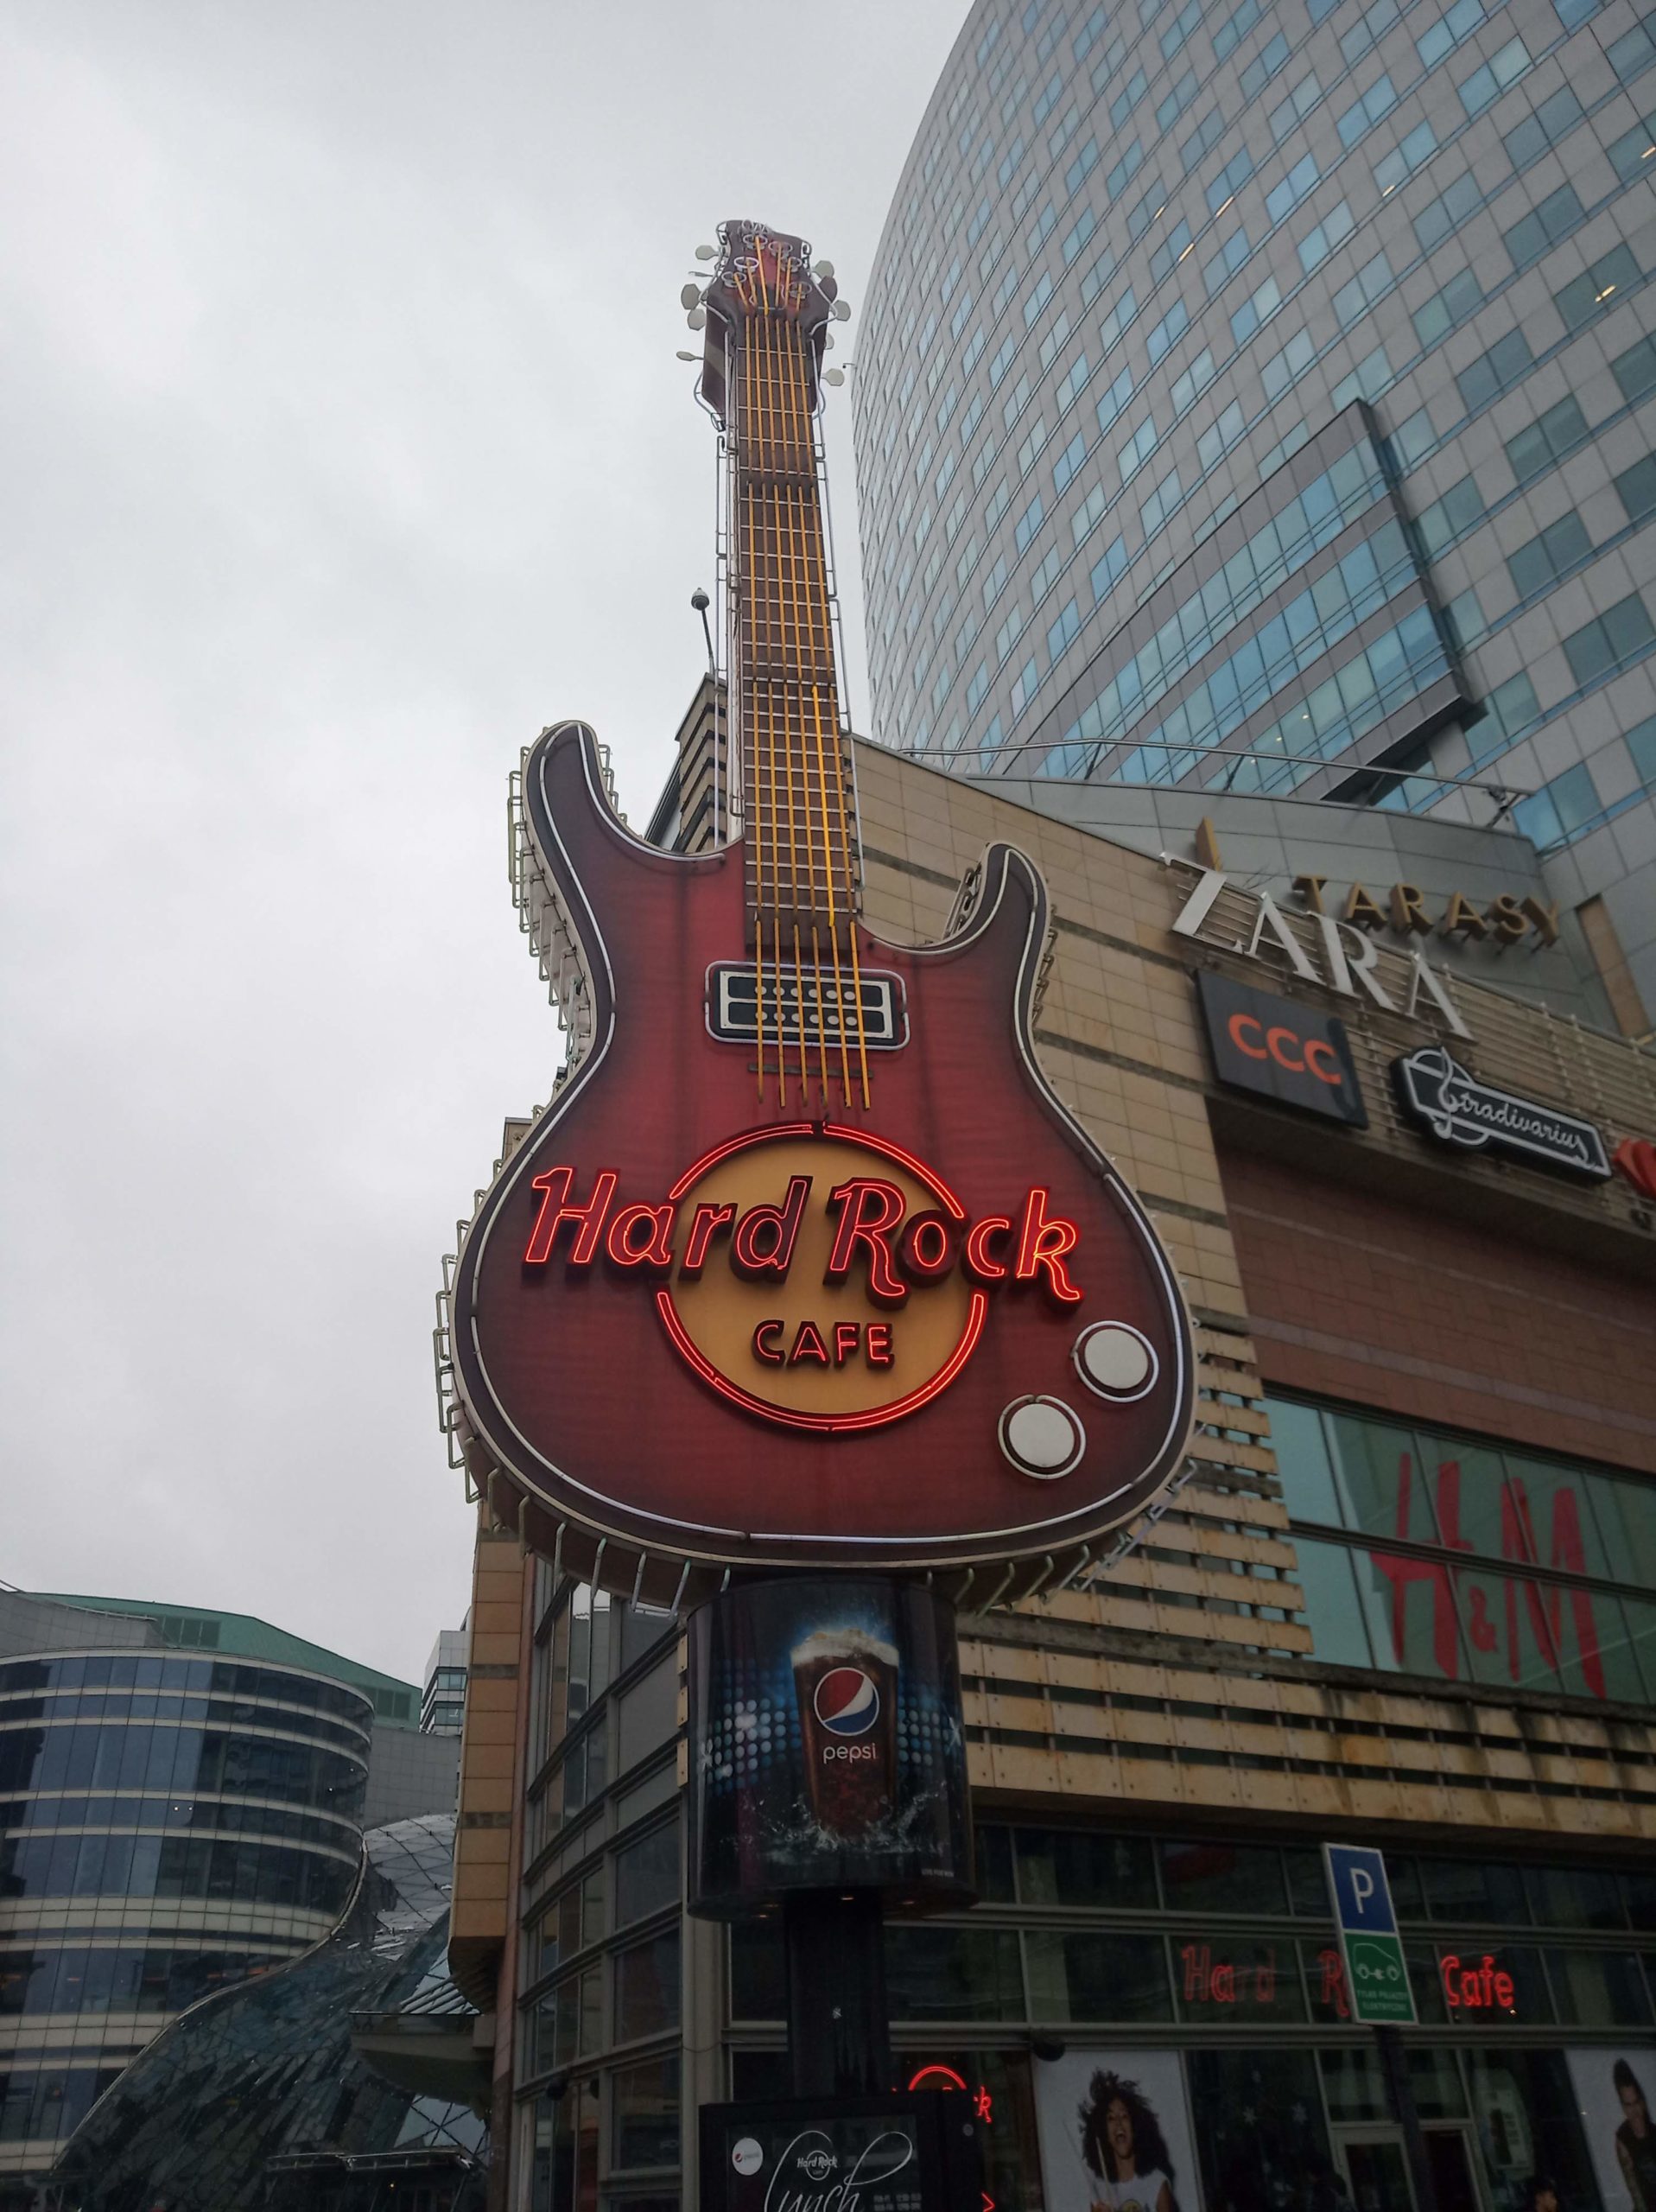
left=1034, top=2051, right=1198, bottom=2212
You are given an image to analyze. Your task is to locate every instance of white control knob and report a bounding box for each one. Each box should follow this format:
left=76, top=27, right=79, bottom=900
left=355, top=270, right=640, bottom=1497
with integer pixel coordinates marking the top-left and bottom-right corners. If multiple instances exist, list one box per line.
left=1073, top=1321, right=1158, bottom=1401
left=999, top=1395, right=1086, bottom=1478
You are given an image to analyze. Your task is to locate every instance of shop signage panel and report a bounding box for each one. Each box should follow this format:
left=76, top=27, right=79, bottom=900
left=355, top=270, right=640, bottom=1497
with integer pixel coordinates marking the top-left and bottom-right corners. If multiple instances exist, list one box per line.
left=1196, top=971, right=1367, bottom=1127
left=1392, top=1046, right=1611, bottom=1178
left=699, top=2094, right=984, bottom=2212
left=1323, top=1842, right=1417, bottom=2024
left=686, top=1577, right=971, bottom=1915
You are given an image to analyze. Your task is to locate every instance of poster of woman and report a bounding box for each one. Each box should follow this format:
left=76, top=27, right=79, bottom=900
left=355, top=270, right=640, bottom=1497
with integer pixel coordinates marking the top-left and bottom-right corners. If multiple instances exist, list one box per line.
left=1034, top=2050, right=1199, bottom=2212
left=1566, top=2050, right=1656, bottom=2212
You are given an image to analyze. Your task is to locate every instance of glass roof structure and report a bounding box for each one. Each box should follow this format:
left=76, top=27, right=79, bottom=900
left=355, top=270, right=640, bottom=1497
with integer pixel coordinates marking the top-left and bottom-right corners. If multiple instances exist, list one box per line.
left=47, top=1814, right=488, bottom=2211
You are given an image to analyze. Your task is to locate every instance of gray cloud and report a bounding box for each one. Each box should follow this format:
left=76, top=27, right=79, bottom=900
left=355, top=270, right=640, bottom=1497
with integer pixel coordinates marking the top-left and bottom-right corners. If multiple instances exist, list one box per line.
left=0, top=0, right=963, bottom=1680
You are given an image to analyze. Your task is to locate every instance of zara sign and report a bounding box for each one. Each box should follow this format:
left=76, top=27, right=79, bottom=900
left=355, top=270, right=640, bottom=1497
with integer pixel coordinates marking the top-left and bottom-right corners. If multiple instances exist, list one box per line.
left=1171, top=863, right=1474, bottom=1039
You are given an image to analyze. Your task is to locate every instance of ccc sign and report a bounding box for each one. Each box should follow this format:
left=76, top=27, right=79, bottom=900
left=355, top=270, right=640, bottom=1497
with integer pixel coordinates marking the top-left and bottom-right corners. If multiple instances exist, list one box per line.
left=1196, top=971, right=1367, bottom=1128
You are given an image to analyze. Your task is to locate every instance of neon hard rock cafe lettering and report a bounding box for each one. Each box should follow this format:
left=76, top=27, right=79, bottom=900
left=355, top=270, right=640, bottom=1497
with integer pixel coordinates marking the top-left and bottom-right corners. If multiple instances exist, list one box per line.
left=520, top=1123, right=1084, bottom=1433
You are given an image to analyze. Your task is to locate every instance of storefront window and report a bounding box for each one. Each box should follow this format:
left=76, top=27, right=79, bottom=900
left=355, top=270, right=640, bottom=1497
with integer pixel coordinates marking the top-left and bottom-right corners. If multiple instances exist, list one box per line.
left=727, top=1919, right=785, bottom=2022
left=1160, top=1840, right=1287, bottom=1916
left=1187, top=2048, right=1336, bottom=2212
left=614, top=1930, right=680, bottom=2044
left=885, top=1926, right=1025, bottom=2020
left=1525, top=1865, right=1627, bottom=1931
left=1464, top=2049, right=1598, bottom=2212
left=615, top=1822, right=678, bottom=1929
left=1270, top=1398, right=1656, bottom=1700
left=1015, top=1827, right=1158, bottom=1909
left=902, top=2049, right=1042, bottom=2212
left=1177, top=1938, right=1308, bottom=2025
left=1543, top=1946, right=1654, bottom=2027
left=1420, top=1860, right=1529, bottom=1925
left=1025, top=1930, right=1171, bottom=2020
left=1291, top=1541, right=1378, bottom=1669
left=1325, top=1413, right=1442, bottom=1545
left=611, top=2054, right=679, bottom=2171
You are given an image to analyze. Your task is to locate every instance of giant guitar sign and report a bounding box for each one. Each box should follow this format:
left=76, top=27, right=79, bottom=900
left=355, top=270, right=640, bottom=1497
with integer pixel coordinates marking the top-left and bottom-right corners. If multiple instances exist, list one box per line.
left=438, top=221, right=1195, bottom=1605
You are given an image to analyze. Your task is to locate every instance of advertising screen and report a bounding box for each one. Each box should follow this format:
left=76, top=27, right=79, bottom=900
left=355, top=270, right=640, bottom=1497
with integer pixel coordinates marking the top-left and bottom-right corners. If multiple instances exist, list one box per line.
left=699, top=2093, right=984, bottom=2212
left=1033, top=2050, right=1198, bottom=2212
left=686, top=1578, right=972, bottom=1914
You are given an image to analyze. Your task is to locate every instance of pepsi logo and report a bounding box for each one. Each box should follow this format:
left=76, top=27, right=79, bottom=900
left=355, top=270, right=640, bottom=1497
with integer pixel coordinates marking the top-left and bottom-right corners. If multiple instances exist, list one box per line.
left=813, top=1665, right=880, bottom=1736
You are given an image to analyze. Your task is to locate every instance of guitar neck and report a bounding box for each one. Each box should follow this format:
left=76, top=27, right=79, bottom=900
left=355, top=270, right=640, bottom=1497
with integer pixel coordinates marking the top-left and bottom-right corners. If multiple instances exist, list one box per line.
left=726, top=305, right=860, bottom=953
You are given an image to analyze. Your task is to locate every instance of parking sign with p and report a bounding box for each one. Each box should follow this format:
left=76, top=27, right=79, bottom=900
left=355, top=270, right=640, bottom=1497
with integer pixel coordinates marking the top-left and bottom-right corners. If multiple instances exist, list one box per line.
left=1323, top=1843, right=1418, bottom=2025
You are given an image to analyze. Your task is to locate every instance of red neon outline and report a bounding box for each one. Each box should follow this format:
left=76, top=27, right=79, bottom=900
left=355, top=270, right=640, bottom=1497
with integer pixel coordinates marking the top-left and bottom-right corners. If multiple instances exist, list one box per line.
left=666, top=1123, right=816, bottom=1202
left=655, top=1287, right=988, bottom=1433
left=823, top=1122, right=968, bottom=1221
left=907, top=2065, right=968, bottom=2094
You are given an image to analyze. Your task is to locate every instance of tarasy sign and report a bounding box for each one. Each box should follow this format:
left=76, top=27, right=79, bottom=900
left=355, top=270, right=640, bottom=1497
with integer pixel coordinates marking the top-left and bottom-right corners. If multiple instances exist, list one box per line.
left=1392, top=1047, right=1611, bottom=1179
left=1323, top=1842, right=1418, bottom=2025
left=1196, top=970, right=1367, bottom=1128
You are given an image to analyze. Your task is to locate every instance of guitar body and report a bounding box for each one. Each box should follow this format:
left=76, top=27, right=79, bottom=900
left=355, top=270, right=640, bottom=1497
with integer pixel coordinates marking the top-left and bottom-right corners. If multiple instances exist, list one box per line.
left=447, top=722, right=1195, bottom=1603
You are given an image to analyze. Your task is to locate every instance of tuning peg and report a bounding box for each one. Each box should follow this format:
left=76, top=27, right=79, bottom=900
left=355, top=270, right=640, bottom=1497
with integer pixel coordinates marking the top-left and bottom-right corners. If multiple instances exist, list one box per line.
left=813, top=258, right=835, bottom=279
left=823, top=331, right=835, bottom=351
left=680, top=283, right=702, bottom=309
left=823, top=366, right=846, bottom=387
left=695, top=244, right=717, bottom=261
left=831, top=299, right=851, bottom=322
left=676, top=350, right=700, bottom=362
left=687, top=308, right=707, bottom=330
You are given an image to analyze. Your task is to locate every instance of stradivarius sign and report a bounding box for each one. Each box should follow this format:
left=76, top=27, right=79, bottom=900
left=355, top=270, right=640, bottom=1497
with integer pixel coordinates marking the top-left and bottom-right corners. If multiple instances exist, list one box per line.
left=1392, top=1046, right=1611, bottom=1179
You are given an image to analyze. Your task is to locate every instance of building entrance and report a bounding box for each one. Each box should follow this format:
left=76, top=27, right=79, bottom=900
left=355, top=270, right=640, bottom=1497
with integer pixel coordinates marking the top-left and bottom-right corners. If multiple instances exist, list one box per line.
left=1336, top=2126, right=1483, bottom=2212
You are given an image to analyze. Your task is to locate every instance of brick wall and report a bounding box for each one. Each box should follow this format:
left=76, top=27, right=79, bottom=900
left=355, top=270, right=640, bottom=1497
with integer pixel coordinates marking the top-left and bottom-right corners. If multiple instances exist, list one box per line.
left=1220, top=1145, right=1656, bottom=1476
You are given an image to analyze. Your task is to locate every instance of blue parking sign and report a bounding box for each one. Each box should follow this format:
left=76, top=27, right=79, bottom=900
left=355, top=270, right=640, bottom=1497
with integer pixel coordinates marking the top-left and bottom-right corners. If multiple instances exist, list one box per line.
left=1323, top=1842, right=1416, bottom=2025
left=1325, top=1844, right=1399, bottom=1935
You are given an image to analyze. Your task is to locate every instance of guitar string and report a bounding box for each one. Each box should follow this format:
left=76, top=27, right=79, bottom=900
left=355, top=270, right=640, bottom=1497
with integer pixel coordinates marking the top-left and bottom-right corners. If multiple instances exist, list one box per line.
left=781, top=310, right=872, bottom=1109
left=783, top=316, right=860, bottom=1110
left=769, top=298, right=812, bottom=1108
left=777, top=311, right=839, bottom=1109
left=760, top=301, right=804, bottom=1106
left=756, top=286, right=784, bottom=1109
left=736, top=261, right=772, bottom=1105
left=738, top=262, right=771, bottom=1106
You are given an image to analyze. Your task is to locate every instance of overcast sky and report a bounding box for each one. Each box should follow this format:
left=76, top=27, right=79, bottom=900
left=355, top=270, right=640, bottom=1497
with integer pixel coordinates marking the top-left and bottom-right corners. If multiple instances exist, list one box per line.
left=1, top=1, right=965, bottom=1685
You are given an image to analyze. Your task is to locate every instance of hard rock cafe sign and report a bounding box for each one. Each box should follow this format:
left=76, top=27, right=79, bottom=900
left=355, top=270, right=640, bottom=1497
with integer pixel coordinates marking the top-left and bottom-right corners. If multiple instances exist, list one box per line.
left=436, top=222, right=1196, bottom=1607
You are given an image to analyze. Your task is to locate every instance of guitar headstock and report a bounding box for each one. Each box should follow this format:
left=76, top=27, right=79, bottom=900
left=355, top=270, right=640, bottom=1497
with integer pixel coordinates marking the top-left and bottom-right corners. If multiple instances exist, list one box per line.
left=692, top=219, right=841, bottom=426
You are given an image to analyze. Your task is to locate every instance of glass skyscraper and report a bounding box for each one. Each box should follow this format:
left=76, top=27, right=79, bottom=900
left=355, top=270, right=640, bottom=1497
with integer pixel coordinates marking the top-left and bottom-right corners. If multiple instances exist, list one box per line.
left=853, top=0, right=1656, bottom=1021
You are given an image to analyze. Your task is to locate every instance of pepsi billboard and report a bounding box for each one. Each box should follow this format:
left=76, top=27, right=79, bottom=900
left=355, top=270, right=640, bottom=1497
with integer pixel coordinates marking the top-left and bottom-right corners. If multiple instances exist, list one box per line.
left=686, top=1578, right=973, bottom=1915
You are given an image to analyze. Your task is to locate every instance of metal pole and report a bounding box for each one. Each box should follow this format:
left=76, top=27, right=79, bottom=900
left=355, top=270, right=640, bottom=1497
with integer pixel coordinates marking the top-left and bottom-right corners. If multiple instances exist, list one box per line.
left=1374, top=2024, right=1439, bottom=2212
left=782, top=1888, right=892, bottom=2098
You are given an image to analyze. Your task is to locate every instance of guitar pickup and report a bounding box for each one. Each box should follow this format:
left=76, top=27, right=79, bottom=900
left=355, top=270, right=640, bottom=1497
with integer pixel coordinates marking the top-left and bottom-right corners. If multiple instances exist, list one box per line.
left=706, top=963, right=908, bottom=1049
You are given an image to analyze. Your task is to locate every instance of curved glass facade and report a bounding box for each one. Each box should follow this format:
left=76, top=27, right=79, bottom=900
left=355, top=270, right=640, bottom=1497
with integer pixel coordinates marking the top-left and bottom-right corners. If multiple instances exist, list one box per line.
left=853, top=0, right=1656, bottom=1011
left=48, top=1814, right=487, bottom=2211
left=1, top=1649, right=371, bottom=2196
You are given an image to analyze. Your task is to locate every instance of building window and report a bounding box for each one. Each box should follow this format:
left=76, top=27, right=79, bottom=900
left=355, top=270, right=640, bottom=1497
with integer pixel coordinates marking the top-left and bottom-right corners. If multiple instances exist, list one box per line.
left=1608, top=107, right=1656, bottom=182
left=1506, top=395, right=1589, bottom=486
left=1554, top=245, right=1642, bottom=333
left=1456, top=327, right=1533, bottom=412
left=1613, top=329, right=1656, bottom=404
left=1299, top=200, right=1355, bottom=273
left=1412, top=266, right=1482, bottom=347
left=1503, top=184, right=1583, bottom=269
left=1504, top=85, right=1585, bottom=168
left=1458, top=34, right=1532, bottom=114
left=1513, top=760, right=1604, bottom=849
left=1507, top=509, right=1592, bottom=598
left=1563, top=591, right=1656, bottom=686
left=1416, top=0, right=1483, bottom=67
left=1271, top=1395, right=1656, bottom=1699
left=1414, top=169, right=1482, bottom=252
